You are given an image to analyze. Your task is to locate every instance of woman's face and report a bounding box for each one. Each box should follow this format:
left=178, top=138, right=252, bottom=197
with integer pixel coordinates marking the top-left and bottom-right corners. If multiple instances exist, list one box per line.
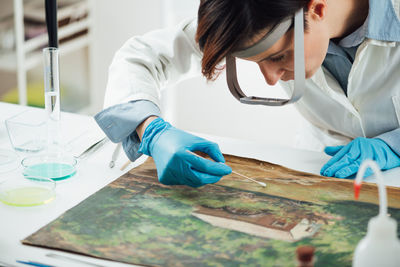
left=244, top=11, right=330, bottom=85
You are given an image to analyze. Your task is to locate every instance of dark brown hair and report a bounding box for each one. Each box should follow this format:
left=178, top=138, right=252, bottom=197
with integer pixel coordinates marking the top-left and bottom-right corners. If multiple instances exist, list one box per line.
left=196, top=0, right=309, bottom=80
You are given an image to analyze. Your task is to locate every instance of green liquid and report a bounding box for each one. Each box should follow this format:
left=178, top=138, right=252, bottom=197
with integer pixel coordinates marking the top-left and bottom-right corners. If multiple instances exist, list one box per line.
left=0, top=187, right=55, bottom=206
left=24, top=162, right=76, bottom=181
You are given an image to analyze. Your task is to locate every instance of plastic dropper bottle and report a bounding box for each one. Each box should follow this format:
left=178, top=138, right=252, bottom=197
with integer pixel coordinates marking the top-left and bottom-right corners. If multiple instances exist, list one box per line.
left=352, top=160, right=400, bottom=267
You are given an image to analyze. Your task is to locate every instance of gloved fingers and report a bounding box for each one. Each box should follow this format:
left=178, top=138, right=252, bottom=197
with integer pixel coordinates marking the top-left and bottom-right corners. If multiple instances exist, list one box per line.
left=321, top=154, right=354, bottom=177
left=321, top=141, right=363, bottom=175
left=324, top=146, right=344, bottom=156
left=322, top=140, right=367, bottom=177
left=320, top=145, right=351, bottom=175
left=157, top=168, right=184, bottom=186
left=184, top=151, right=232, bottom=176
left=188, top=168, right=222, bottom=186
left=181, top=177, right=203, bottom=188
left=335, top=163, right=374, bottom=178
left=334, top=162, right=360, bottom=178
left=191, top=142, right=226, bottom=163
left=158, top=168, right=205, bottom=188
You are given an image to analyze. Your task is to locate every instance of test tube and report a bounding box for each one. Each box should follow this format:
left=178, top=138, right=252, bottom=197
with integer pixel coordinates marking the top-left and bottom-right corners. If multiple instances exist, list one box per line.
left=43, top=47, right=60, bottom=148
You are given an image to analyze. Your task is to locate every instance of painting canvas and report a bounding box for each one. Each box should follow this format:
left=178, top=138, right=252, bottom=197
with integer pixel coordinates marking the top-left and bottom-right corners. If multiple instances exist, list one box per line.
left=23, top=155, right=400, bottom=266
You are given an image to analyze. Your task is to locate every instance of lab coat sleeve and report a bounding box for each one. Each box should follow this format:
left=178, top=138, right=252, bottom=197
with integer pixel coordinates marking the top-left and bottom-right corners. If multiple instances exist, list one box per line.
left=94, top=100, right=161, bottom=143
left=96, top=18, right=202, bottom=161
left=376, top=128, right=400, bottom=157
left=103, top=18, right=203, bottom=109
left=94, top=100, right=161, bottom=161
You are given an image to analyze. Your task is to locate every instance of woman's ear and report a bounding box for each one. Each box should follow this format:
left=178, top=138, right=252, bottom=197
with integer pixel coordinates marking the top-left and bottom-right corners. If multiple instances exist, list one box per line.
left=307, top=0, right=327, bottom=21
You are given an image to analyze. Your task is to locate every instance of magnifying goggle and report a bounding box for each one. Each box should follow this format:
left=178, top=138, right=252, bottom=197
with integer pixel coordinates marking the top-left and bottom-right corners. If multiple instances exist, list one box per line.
left=226, top=8, right=305, bottom=106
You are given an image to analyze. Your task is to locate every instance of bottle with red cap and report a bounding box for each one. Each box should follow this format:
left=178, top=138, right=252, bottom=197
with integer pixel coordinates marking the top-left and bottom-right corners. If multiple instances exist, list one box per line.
left=352, top=160, right=400, bottom=267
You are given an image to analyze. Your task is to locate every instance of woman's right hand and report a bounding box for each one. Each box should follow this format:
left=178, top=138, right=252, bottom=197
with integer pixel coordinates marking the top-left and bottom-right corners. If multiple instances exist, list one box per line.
left=138, top=117, right=232, bottom=187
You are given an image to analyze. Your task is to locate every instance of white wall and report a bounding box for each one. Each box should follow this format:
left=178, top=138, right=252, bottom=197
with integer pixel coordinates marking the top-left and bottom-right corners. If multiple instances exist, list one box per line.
left=91, top=0, right=303, bottom=148
left=91, top=0, right=163, bottom=113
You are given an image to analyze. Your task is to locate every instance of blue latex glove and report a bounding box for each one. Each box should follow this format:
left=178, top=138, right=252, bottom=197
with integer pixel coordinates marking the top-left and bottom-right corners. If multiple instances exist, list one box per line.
left=138, top=117, right=232, bottom=187
left=320, top=137, right=400, bottom=178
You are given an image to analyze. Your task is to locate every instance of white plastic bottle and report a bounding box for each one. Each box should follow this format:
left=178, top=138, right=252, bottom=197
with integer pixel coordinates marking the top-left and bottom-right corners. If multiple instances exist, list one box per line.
left=352, top=160, right=400, bottom=267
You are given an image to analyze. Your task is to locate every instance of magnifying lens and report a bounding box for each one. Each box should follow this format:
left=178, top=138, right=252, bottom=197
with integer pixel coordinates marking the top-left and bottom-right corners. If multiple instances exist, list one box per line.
left=226, top=8, right=305, bottom=106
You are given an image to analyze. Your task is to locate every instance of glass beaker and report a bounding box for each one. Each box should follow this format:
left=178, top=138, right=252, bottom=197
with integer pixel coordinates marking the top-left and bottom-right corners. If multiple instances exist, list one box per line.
left=5, top=109, right=47, bottom=154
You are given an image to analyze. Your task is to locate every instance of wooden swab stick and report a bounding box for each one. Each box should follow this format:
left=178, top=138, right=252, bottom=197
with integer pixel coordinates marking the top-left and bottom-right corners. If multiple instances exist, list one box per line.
left=120, top=160, right=131, bottom=171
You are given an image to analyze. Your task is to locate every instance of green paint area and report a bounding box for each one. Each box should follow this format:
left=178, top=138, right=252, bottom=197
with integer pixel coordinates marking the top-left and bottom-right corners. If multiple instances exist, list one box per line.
left=23, top=173, right=400, bottom=267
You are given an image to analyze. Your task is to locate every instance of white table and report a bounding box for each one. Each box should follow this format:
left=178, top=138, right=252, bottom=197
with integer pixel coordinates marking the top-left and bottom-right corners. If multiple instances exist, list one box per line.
left=0, top=102, right=399, bottom=267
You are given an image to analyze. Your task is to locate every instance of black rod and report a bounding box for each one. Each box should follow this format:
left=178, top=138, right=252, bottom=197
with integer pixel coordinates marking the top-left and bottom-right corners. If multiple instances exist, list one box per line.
left=45, top=0, right=58, bottom=48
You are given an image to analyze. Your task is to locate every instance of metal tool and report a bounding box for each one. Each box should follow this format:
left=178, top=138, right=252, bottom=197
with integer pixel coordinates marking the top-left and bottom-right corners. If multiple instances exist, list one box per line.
left=78, top=137, right=108, bottom=160
left=109, top=143, right=122, bottom=168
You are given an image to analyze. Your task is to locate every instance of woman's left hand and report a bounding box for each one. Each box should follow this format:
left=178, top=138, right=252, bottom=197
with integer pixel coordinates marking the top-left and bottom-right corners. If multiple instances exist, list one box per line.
left=320, top=137, right=400, bottom=178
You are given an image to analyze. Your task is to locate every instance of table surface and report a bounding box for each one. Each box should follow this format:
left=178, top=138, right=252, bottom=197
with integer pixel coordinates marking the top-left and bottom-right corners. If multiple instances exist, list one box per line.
left=0, top=102, right=399, bottom=267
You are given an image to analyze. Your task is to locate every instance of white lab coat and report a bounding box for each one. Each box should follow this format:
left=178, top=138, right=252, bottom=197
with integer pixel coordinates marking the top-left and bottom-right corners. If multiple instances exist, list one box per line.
left=104, top=6, right=400, bottom=151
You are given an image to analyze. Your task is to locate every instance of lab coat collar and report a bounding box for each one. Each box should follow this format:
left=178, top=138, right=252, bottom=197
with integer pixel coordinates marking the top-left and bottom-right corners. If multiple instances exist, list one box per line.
left=311, top=67, right=360, bottom=118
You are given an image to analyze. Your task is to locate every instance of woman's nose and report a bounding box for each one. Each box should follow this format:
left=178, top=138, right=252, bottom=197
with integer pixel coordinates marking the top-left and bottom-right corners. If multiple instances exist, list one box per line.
left=259, top=62, right=285, bottom=86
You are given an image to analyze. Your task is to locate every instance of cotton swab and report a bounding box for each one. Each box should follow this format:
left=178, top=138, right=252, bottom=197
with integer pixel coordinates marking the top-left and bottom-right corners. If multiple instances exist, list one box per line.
left=231, top=170, right=267, bottom=187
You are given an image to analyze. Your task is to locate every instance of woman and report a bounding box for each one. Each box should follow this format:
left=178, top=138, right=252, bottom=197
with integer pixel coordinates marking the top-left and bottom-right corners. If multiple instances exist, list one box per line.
left=95, top=0, right=400, bottom=187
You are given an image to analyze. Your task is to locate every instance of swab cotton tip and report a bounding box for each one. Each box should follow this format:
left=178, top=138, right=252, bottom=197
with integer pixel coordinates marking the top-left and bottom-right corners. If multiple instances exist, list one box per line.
left=258, top=182, right=267, bottom=187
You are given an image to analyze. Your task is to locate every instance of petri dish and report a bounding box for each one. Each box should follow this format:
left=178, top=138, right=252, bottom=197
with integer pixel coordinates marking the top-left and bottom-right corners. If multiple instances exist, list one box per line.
left=0, top=149, right=19, bottom=173
left=22, top=154, right=77, bottom=181
left=0, top=176, right=56, bottom=207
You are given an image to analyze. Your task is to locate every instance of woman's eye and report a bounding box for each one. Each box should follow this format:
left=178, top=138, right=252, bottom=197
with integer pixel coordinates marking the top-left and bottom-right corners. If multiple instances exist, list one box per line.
left=269, top=55, right=285, bottom=62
